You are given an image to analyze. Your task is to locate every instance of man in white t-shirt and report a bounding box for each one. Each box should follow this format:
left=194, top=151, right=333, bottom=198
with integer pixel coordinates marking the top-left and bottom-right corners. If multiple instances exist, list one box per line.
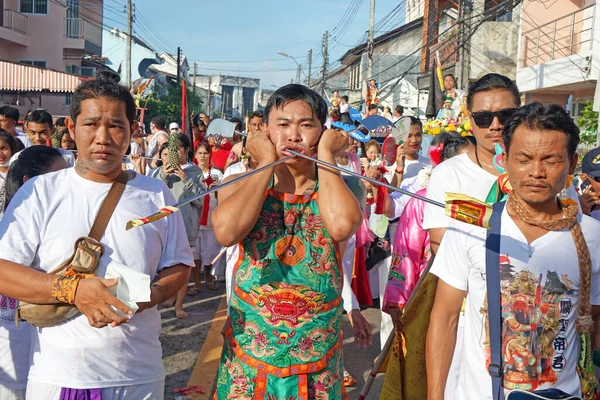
left=9, top=110, right=76, bottom=168
left=0, top=76, right=193, bottom=399
left=427, top=102, right=600, bottom=400
left=423, top=73, right=522, bottom=254
left=0, top=106, right=31, bottom=151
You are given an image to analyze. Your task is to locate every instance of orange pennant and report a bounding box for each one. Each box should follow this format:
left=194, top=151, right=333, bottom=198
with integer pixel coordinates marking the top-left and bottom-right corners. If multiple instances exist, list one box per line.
left=444, top=193, right=493, bottom=229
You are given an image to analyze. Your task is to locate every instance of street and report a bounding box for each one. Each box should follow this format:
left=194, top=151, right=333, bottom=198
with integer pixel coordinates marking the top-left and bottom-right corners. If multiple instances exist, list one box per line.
left=160, top=283, right=385, bottom=400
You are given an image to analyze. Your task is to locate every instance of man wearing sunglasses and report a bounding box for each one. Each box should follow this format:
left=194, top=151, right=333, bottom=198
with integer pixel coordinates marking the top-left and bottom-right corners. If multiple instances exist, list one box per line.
left=423, top=73, right=521, bottom=254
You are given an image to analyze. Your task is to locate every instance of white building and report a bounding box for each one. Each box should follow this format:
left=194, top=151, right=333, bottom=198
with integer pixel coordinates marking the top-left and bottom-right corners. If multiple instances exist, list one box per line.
left=191, top=74, right=260, bottom=119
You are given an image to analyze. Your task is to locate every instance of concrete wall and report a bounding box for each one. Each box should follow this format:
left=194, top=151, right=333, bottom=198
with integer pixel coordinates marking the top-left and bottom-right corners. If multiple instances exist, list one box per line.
left=470, top=17, right=520, bottom=81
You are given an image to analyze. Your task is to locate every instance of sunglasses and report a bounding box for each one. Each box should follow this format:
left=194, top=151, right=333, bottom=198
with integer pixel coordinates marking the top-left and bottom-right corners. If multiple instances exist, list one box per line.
left=471, top=108, right=518, bottom=128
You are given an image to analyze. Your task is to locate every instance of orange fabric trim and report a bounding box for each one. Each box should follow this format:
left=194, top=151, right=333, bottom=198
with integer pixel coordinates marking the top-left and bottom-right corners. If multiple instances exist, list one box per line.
left=225, top=324, right=343, bottom=379
left=233, top=284, right=342, bottom=313
left=254, top=371, right=268, bottom=400
left=298, top=374, right=309, bottom=400
left=267, top=188, right=318, bottom=204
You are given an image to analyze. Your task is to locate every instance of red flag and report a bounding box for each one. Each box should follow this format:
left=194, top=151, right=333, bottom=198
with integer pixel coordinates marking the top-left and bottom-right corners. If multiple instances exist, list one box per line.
left=181, top=80, right=187, bottom=133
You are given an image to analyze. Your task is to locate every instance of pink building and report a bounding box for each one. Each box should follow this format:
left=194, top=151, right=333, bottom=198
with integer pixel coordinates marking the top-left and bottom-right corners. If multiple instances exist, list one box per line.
left=517, top=0, right=599, bottom=118
left=0, top=0, right=103, bottom=118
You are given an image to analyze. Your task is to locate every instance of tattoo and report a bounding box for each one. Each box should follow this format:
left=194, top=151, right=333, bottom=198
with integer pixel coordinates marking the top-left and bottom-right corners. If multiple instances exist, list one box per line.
left=302, top=184, right=316, bottom=195
left=75, top=163, right=88, bottom=174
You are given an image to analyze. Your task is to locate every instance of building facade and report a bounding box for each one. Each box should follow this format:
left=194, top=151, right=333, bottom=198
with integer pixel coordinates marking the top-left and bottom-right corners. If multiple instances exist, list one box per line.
left=0, top=0, right=103, bottom=117
left=516, top=0, right=598, bottom=120
left=102, top=28, right=161, bottom=83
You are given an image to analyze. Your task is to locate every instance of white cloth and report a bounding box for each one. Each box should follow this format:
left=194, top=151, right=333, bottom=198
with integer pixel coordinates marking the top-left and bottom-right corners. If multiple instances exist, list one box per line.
left=430, top=209, right=600, bottom=400
left=0, top=168, right=193, bottom=389
left=423, top=152, right=497, bottom=230
left=10, top=147, right=75, bottom=168
left=26, top=379, right=164, bottom=400
left=223, top=161, right=251, bottom=315
left=129, top=141, right=142, bottom=156
left=0, top=294, right=31, bottom=391
left=377, top=256, right=394, bottom=351
left=0, top=385, right=25, bottom=400
left=341, top=235, right=359, bottom=313
left=340, top=103, right=349, bottom=114
left=194, top=230, right=222, bottom=266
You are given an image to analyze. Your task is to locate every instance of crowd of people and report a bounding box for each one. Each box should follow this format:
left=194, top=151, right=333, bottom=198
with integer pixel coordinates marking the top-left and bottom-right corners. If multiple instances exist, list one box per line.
left=0, top=69, right=598, bottom=400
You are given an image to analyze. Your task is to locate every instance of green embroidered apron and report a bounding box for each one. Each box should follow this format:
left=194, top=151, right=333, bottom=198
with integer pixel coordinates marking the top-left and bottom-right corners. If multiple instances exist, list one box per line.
left=214, top=179, right=348, bottom=400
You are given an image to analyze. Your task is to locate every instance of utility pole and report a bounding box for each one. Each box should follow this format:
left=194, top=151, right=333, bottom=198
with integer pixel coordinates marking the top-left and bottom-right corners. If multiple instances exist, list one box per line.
left=307, top=49, right=312, bottom=88
left=193, top=62, right=197, bottom=95
left=367, top=0, right=375, bottom=80
left=125, top=0, right=132, bottom=88
left=296, top=64, right=302, bottom=84
left=321, top=31, right=329, bottom=97
left=460, top=0, right=473, bottom=91
left=207, top=76, right=211, bottom=115
left=176, top=47, right=181, bottom=89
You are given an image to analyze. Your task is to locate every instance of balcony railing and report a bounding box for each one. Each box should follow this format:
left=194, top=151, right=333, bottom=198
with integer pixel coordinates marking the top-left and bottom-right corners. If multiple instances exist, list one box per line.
left=2, top=9, right=27, bottom=35
left=64, top=17, right=101, bottom=46
left=520, top=4, right=595, bottom=68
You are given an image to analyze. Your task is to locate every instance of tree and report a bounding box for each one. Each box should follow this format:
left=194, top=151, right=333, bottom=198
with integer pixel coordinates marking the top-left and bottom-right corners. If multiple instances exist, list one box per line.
left=577, top=100, right=599, bottom=145
left=143, top=83, right=204, bottom=130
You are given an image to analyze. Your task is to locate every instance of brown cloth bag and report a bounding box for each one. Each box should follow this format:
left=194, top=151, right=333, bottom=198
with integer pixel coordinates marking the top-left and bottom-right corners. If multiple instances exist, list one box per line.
left=17, top=172, right=129, bottom=327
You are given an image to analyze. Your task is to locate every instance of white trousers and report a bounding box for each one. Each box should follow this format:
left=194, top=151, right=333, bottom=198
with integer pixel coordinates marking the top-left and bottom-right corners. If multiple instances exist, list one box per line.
left=26, top=380, right=165, bottom=400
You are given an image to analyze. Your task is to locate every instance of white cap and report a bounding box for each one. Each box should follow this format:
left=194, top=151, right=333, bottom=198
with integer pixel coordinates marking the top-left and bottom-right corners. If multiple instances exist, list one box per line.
left=169, top=122, right=180, bottom=131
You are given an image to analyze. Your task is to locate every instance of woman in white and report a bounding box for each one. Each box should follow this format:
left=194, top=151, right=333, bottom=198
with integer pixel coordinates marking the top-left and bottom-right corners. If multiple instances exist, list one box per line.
left=187, top=142, right=224, bottom=296
left=0, top=131, right=17, bottom=222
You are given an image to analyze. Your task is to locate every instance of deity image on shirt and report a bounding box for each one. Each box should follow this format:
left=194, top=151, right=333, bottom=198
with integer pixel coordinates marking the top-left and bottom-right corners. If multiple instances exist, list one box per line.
left=480, top=255, right=575, bottom=391
left=0, top=295, right=17, bottom=322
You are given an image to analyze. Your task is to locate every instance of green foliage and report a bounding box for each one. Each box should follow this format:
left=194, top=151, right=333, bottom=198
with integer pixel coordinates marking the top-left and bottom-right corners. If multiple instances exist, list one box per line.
left=577, top=100, right=599, bottom=145
left=144, top=83, right=204, bottom=130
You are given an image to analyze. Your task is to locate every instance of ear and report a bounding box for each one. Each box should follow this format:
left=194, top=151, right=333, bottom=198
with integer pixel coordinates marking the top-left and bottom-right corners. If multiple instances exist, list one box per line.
left=569, top=153, right=578, bottom=175
left=65, top=117, right=76, bottom=141
left=22, top=176, right=30, bottom=184
left=502, top=150, right=508, bottom=168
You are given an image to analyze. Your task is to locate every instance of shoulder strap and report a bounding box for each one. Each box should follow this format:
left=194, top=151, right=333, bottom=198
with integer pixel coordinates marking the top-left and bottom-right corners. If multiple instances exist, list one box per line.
left=486, top=201, right=506, bottom=400
left=88, top=171, right=129, bottom=241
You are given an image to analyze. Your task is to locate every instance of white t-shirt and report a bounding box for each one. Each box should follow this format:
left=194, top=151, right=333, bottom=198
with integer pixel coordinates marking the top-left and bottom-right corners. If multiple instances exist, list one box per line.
left=423, top=152, right=497, bottom=230
left=431, top=209, right=600, bottom=400
left=10, top=147, right=76, bottom=168
left=0, top=168, right=194, bottom=389
left=129, top=141, right=142, bottom=156
left=340, top=103, right=349, bottom=114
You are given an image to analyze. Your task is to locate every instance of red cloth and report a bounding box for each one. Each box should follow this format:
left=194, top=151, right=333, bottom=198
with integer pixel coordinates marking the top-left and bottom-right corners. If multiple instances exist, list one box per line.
left=199, top=195, right=210, bottom=226
left=210, top=143, right=233, bottom=171
left=351, top=245, right=373, bottom=306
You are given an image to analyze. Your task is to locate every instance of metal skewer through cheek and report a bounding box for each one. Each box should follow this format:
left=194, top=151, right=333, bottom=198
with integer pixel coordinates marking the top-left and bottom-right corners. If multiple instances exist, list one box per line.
left=287, top=150, right=480, bottom=220
left=162, top=155, right=293, bottom=209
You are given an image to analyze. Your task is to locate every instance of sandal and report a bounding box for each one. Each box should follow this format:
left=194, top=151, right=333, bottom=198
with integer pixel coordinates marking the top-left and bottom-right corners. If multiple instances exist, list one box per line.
left=207, top=280, right=219, bottom=290
left=343, top=370, right=356, bottom=387
left=186, top=287, right=202, bottom=297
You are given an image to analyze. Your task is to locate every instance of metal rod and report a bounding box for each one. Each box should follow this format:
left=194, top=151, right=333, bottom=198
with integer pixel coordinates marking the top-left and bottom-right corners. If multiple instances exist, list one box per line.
left=287, top=150, right=446, bottom=209
left=168, top=156, right=293, bottom=210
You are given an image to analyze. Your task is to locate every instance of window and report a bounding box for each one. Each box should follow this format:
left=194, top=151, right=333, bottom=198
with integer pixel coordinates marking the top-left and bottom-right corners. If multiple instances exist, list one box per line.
left=80, top=67, right=96, bottom=77
left=65, top=93, right=72, bottom=106
left=19, top=0, right=48, bottom=14
left=19, top=60, right=47, bottom=68
left=66, top=64, right=81, bottom=75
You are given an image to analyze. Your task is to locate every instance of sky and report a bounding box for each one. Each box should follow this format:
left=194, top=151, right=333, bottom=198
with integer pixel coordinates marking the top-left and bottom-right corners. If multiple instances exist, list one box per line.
left=103, top=0, right=405, bottom=89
